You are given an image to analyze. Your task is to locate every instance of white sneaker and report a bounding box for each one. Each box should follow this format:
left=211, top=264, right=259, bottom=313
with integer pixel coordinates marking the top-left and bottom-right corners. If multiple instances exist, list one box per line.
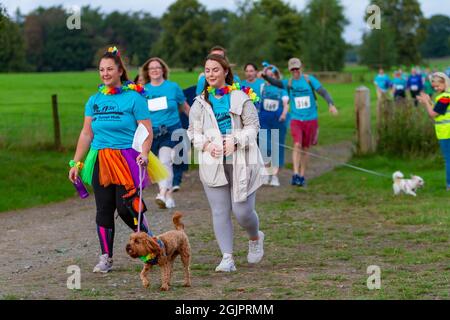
left=172, top=185, right=180, bottom=192
left=262, top=175, right=271, bottom=185
left=247, top=231, right=264, bottom=264
left=93, top=254, right=113, bottom=273
left=215, top=254, right=236, bottom=272
left=155, top=194, right=166, bottom=209
left=270, top=175, right=280, bottom=187
left=165, top=197, right=176, bottom=209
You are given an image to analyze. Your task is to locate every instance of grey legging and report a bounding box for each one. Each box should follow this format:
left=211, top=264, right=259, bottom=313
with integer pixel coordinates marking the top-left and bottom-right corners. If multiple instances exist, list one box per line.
left=202, top=164, right=260, bottom=255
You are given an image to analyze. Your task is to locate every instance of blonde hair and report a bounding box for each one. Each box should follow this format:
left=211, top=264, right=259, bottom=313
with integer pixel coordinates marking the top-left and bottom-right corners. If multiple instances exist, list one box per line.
left=431, top=72, right=450, bottom=91
left=141, top=57, right=170, bottom=83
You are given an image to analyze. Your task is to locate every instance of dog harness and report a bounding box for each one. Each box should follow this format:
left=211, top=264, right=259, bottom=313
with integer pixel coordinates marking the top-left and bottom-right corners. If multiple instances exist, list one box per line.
left=139, top=237, right=166, bottom=265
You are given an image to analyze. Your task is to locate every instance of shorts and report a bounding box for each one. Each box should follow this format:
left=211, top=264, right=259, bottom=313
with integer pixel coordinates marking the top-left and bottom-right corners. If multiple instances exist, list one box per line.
left=290, top=119, right=318, bottom=149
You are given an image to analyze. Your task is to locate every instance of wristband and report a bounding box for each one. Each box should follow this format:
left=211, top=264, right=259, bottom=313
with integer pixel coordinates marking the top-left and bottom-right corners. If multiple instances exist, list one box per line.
left=69, top=160, right=84, bottom=170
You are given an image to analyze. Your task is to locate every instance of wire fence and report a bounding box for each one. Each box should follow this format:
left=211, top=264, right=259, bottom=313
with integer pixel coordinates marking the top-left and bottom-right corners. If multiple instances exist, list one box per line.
left=0, top=97, right=84, bottom=150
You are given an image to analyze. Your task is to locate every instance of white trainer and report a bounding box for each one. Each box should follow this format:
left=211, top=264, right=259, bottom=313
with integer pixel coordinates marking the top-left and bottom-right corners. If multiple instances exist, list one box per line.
left=155, top=194, right=166, bottom=209
left=262, top=175, right=271, bottom=185
left=270, top=175, right=280, bottom=187
left=93, top=254, right=113, bottom=273
left=247, top=231, right=264, bottom=264
left=215, top=254, right=237, bottom=272
left=165, top=197, right=176, bottom=209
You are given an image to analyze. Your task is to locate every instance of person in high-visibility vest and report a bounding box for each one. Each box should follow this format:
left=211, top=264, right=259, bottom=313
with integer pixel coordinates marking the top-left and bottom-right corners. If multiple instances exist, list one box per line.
left=417, top=72, right=450, bottom=191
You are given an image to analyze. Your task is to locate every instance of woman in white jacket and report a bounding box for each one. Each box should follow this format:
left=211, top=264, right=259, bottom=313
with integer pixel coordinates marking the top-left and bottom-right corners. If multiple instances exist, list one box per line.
left=188, top=54, right=266, bottom=272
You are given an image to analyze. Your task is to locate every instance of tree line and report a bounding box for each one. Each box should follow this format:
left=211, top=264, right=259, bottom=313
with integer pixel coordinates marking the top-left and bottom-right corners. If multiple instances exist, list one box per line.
left=0, top=0, right=448, bottom=73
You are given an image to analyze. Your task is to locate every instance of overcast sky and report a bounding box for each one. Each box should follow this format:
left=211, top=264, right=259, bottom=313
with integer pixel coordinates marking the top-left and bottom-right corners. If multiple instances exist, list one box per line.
left=2, top=0, right=445, bottom=44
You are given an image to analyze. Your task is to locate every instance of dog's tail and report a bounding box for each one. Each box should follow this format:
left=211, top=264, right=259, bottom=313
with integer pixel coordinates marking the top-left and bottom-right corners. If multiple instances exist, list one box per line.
left=172, top=211, right=185, bottom=231
left=393, top=171, right=404, bottom=181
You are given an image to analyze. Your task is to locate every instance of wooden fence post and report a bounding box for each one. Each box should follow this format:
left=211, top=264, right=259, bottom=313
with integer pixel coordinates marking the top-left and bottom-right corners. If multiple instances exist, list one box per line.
left=355, top=86, right=373, bottom=154
left=52, top=94, right=62, bottom=150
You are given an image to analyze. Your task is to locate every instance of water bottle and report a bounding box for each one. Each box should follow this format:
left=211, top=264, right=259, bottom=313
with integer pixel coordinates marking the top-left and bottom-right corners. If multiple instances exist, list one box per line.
left=73, top=178, right=89, bottom=199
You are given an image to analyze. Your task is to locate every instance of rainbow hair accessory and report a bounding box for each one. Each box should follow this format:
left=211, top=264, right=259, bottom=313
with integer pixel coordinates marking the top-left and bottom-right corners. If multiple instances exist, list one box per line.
left=107, top=46, right=120, bottom=56
left=207, top=82, right=260, bottom=103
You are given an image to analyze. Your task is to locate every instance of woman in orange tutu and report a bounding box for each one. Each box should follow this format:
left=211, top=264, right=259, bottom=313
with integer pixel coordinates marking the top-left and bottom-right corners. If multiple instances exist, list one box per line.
left=68, top=47, right=155, bottom=273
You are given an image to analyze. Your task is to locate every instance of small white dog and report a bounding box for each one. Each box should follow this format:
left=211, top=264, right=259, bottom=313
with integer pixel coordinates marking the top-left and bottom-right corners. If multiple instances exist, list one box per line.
left=392, top=171, right=424, bottom=196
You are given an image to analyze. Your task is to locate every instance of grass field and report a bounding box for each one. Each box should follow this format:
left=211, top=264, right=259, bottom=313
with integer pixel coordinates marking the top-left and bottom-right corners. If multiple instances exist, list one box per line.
left=253, top=155, right=449, bottom=299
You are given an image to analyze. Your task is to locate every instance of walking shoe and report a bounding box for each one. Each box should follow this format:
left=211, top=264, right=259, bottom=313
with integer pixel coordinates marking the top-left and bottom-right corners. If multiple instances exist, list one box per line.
left=215, top=254, right=237, bottom=272
left=262, top=175, right=271, bottom=185
left=165, top=197, right=176, bottom=209
left=298, top=176, right=306, bottom=187
left=247, top=231, right=264, bottom=264
left=93, top=254, right=113, bottom=273
left=291, top=174, right=301, bottom=186
left=270, top=175, right=280, bottom=187
left=155, top=194, right=166, bottom=209
left=172, top=185, right=180, bottom=192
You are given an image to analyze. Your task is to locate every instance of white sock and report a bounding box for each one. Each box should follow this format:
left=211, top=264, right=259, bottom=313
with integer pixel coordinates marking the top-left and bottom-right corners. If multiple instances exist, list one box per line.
left=223, top=253, right=233, bottom=260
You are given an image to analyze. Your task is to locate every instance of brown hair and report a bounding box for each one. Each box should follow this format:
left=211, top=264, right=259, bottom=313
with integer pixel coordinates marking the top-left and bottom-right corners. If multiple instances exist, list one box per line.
left=203, top=54, right=234, bottom=106
left=99, top=47, right=129, bottom=83
left=209, top=45, right=227, bottom=57
left=141, top=57, right=170, bottom=83
left=268, top=64, right=282, bottom=80
left=244, top=63, right=258, bottom=71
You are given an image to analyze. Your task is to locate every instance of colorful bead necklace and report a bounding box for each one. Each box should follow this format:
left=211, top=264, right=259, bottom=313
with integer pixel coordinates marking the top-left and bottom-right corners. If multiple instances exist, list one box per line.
left=207, top=82, right=260, bottom=103
left=98, top=80, right=146, bottom=96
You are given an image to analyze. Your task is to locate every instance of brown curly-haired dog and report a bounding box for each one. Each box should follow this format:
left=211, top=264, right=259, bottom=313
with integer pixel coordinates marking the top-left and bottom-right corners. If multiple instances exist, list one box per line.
left=125, top=212, right=191, bottom=291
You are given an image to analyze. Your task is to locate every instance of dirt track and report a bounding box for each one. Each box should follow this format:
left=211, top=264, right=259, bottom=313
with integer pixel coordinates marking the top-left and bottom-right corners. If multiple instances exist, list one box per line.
left=0, top=142, right=353, bottom=300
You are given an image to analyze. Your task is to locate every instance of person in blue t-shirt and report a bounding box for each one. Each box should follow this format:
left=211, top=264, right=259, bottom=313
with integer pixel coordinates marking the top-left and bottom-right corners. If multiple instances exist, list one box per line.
left=262, top=57, right=338, bottom=187
left=407, top=68, right=424, bottom=106
left=195, top=45, right=240, bottom=95
left=258, top=64, right=289, bottom=187
left=68, top=47, right=154, bottom=273
left=142, top=57, right=189, bottom=209
left=241, top=63, right=265, bottom=110
left=391, top=70, right=407, bottom=100
left=374, top=68, right=391, bottom=100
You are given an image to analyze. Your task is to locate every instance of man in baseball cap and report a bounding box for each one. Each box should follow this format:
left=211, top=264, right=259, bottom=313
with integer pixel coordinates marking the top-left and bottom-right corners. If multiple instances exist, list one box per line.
left=288, top=58, right=302, bottom=71
left=262, top=57, right=338, bottom=187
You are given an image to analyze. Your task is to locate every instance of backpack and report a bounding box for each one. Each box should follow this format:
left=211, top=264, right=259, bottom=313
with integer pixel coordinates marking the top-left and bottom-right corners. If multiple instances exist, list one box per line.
left=287, top=74, right=318, bottom=101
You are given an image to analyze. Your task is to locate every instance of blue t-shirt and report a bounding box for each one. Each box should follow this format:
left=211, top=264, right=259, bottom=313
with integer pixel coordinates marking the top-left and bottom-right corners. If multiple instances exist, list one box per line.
left=196, top=74, right=241, bottom=95
left=85, top=90, right=150, bottom=150
left=407, top=75, right=423, bottom=91
left=283, top=75, right=322, bottom=121
left=144, top=80, right=185, bottom=129
left=374, top=74, right=390, bottom=91
left=209, top=94, right=232, bottom=135
left=241, top=78, right=265, bottom=98
left=260, top=84, right=289, bottom=120
left=392, top=77, right=407, bottom=91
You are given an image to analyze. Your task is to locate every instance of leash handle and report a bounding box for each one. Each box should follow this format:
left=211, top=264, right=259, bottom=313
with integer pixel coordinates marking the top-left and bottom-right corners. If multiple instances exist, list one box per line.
left=137, top=164, right=144, bottom=233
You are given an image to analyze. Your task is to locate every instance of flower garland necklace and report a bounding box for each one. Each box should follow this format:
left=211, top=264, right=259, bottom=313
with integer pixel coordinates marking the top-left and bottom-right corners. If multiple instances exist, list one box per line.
left=207, top=82, right=260, bottom=103
left=98, top=80, right=146, bottom=96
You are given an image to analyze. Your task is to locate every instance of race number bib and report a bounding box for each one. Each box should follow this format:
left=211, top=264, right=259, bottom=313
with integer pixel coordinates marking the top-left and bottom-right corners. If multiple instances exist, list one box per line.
left=396, top=85, right=404, bottom=90
left=410, top=85, right=418, bottom=91
left=263, top=99, right=279, bottom=112
left=294, top=96, right=311, bottom=109
left=147, top=97, right=168, bottom=112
